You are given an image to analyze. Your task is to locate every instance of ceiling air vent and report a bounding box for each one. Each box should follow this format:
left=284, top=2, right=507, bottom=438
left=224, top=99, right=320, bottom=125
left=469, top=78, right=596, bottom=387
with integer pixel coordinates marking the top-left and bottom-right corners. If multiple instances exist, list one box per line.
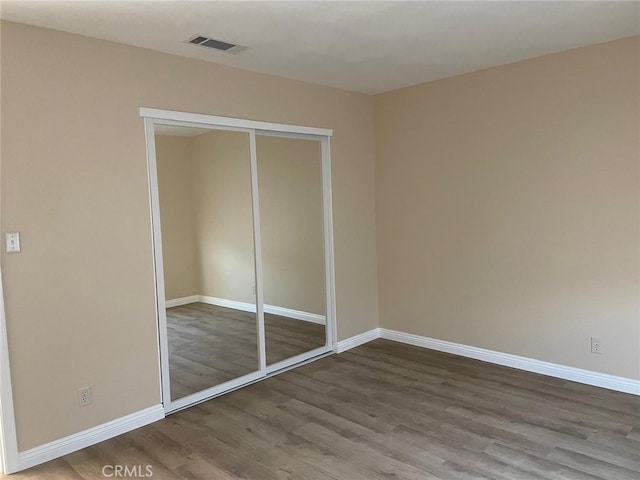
left=187, top=35, right=247, bottom=54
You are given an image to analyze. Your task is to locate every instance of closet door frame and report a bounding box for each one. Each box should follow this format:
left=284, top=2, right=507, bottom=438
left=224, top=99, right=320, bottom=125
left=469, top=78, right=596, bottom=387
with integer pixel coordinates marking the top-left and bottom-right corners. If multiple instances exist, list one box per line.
left=141, top=108, right=336, bottom=414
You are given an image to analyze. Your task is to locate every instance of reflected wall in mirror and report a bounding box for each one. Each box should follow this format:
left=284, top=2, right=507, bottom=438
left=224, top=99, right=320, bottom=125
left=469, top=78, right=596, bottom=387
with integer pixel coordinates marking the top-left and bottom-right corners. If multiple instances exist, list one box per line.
left=256, top=135, right=327, bottom=366
left=155, top=126, right=259, bottom=401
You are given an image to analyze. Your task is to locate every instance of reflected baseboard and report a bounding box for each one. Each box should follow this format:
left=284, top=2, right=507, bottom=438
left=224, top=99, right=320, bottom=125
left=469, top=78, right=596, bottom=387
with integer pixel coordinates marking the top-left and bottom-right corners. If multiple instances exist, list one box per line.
left=263, top=304, right=325, bottom=325
left=165, top=295, right=326, bottom=325
left=165, top=295, right=200, bottom=308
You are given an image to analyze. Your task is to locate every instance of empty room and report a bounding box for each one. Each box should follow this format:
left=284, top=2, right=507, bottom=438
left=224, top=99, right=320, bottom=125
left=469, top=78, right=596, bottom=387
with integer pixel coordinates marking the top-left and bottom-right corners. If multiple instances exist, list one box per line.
left=0, top=1, right=638, bottom=479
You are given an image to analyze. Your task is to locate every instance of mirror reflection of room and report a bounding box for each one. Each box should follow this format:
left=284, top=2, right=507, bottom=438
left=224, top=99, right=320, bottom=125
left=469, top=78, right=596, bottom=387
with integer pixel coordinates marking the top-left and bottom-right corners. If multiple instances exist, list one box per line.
left=256, top=135, right=327, bottom=366
left=155, top=126, right=259, bottom=401
left=155, top=125, right=329, bottom=402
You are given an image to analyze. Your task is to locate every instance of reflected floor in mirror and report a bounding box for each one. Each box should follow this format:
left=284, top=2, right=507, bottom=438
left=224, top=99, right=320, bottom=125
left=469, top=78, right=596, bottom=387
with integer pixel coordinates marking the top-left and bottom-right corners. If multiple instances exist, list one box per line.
left=167, top=303, right=325, bottom=399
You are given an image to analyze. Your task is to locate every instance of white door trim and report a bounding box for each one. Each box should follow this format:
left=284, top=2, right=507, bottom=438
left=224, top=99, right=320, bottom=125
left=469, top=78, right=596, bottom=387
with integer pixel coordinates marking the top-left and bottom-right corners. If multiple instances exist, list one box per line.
left=249, top=130, right=268, bottom=375
left=168, top=371, right=264, bottom=412
left=140, top=107, right=333, bottom=137
left=141, top=108, right=337, bottom=414
left=321, top=136, right=338, bottom=352
left=144, top=116, right=174, bottom=413
left=265, top=346, right=331, bottom=374
left=0, top=265, right=19, bottom=474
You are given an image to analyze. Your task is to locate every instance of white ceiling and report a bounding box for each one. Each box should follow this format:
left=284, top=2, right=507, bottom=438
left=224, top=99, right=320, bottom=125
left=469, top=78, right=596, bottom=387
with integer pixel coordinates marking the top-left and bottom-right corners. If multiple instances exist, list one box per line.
left=1, top=1, right=638, bottom=94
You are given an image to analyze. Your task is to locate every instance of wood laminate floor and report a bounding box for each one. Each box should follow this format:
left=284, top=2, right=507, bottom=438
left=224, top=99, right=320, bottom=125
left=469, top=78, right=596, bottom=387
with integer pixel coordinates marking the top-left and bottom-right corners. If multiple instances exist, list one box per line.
left=168, top=303, right=326, bottom=399
left=8, top=339, right=640, bottom=479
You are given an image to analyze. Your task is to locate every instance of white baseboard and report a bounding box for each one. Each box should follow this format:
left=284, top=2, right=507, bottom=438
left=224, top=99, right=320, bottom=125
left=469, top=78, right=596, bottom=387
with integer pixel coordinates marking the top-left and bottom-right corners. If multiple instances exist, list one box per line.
left=379, top=329, right=640, bottom=396
left=333, top=328, right=639, bottom=395
left=11, top=330, right=637, bottom=473
left=15, top=405, right=164, bottom=473
left=336, top=328, right=380, bottom=353
left=165, top=295, right=199, bottom=308
left=166, top=295, right=326, bottom=325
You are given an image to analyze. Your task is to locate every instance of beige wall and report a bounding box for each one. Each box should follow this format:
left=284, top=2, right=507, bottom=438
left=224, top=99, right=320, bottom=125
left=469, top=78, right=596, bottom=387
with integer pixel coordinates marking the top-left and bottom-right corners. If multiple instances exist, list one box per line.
left=1, top=21, right=378, bottom=451
left=192, top=130, right=256, bottom=304
left=156, top=135, right=200, bottom=300
left=257, top=136, right=325, bottom=315
left=374, top=37, right=640, bottom=380
left=156, top=131, right=255, bottom=304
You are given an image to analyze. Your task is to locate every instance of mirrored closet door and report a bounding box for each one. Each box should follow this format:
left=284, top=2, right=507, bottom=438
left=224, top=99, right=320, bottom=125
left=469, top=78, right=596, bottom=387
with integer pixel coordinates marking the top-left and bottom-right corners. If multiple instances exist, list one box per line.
left=152, top=124, right=262, bottom=410
left=144, top=109, right=334, bottom=414
left=256, top=135, right=328, bottom=369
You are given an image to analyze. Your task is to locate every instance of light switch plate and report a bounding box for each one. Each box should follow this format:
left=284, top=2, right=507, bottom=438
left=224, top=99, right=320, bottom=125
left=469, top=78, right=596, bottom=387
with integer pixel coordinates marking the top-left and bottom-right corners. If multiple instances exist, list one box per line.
left=5, top=233, right=20, bottom=253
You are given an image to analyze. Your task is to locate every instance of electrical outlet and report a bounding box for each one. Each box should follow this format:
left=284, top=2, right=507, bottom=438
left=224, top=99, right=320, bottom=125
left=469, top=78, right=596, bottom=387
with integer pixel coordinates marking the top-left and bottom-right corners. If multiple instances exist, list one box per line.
left=78, top=386, right=92, bottom=407
left=591, top=337, right=602, bottom=355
